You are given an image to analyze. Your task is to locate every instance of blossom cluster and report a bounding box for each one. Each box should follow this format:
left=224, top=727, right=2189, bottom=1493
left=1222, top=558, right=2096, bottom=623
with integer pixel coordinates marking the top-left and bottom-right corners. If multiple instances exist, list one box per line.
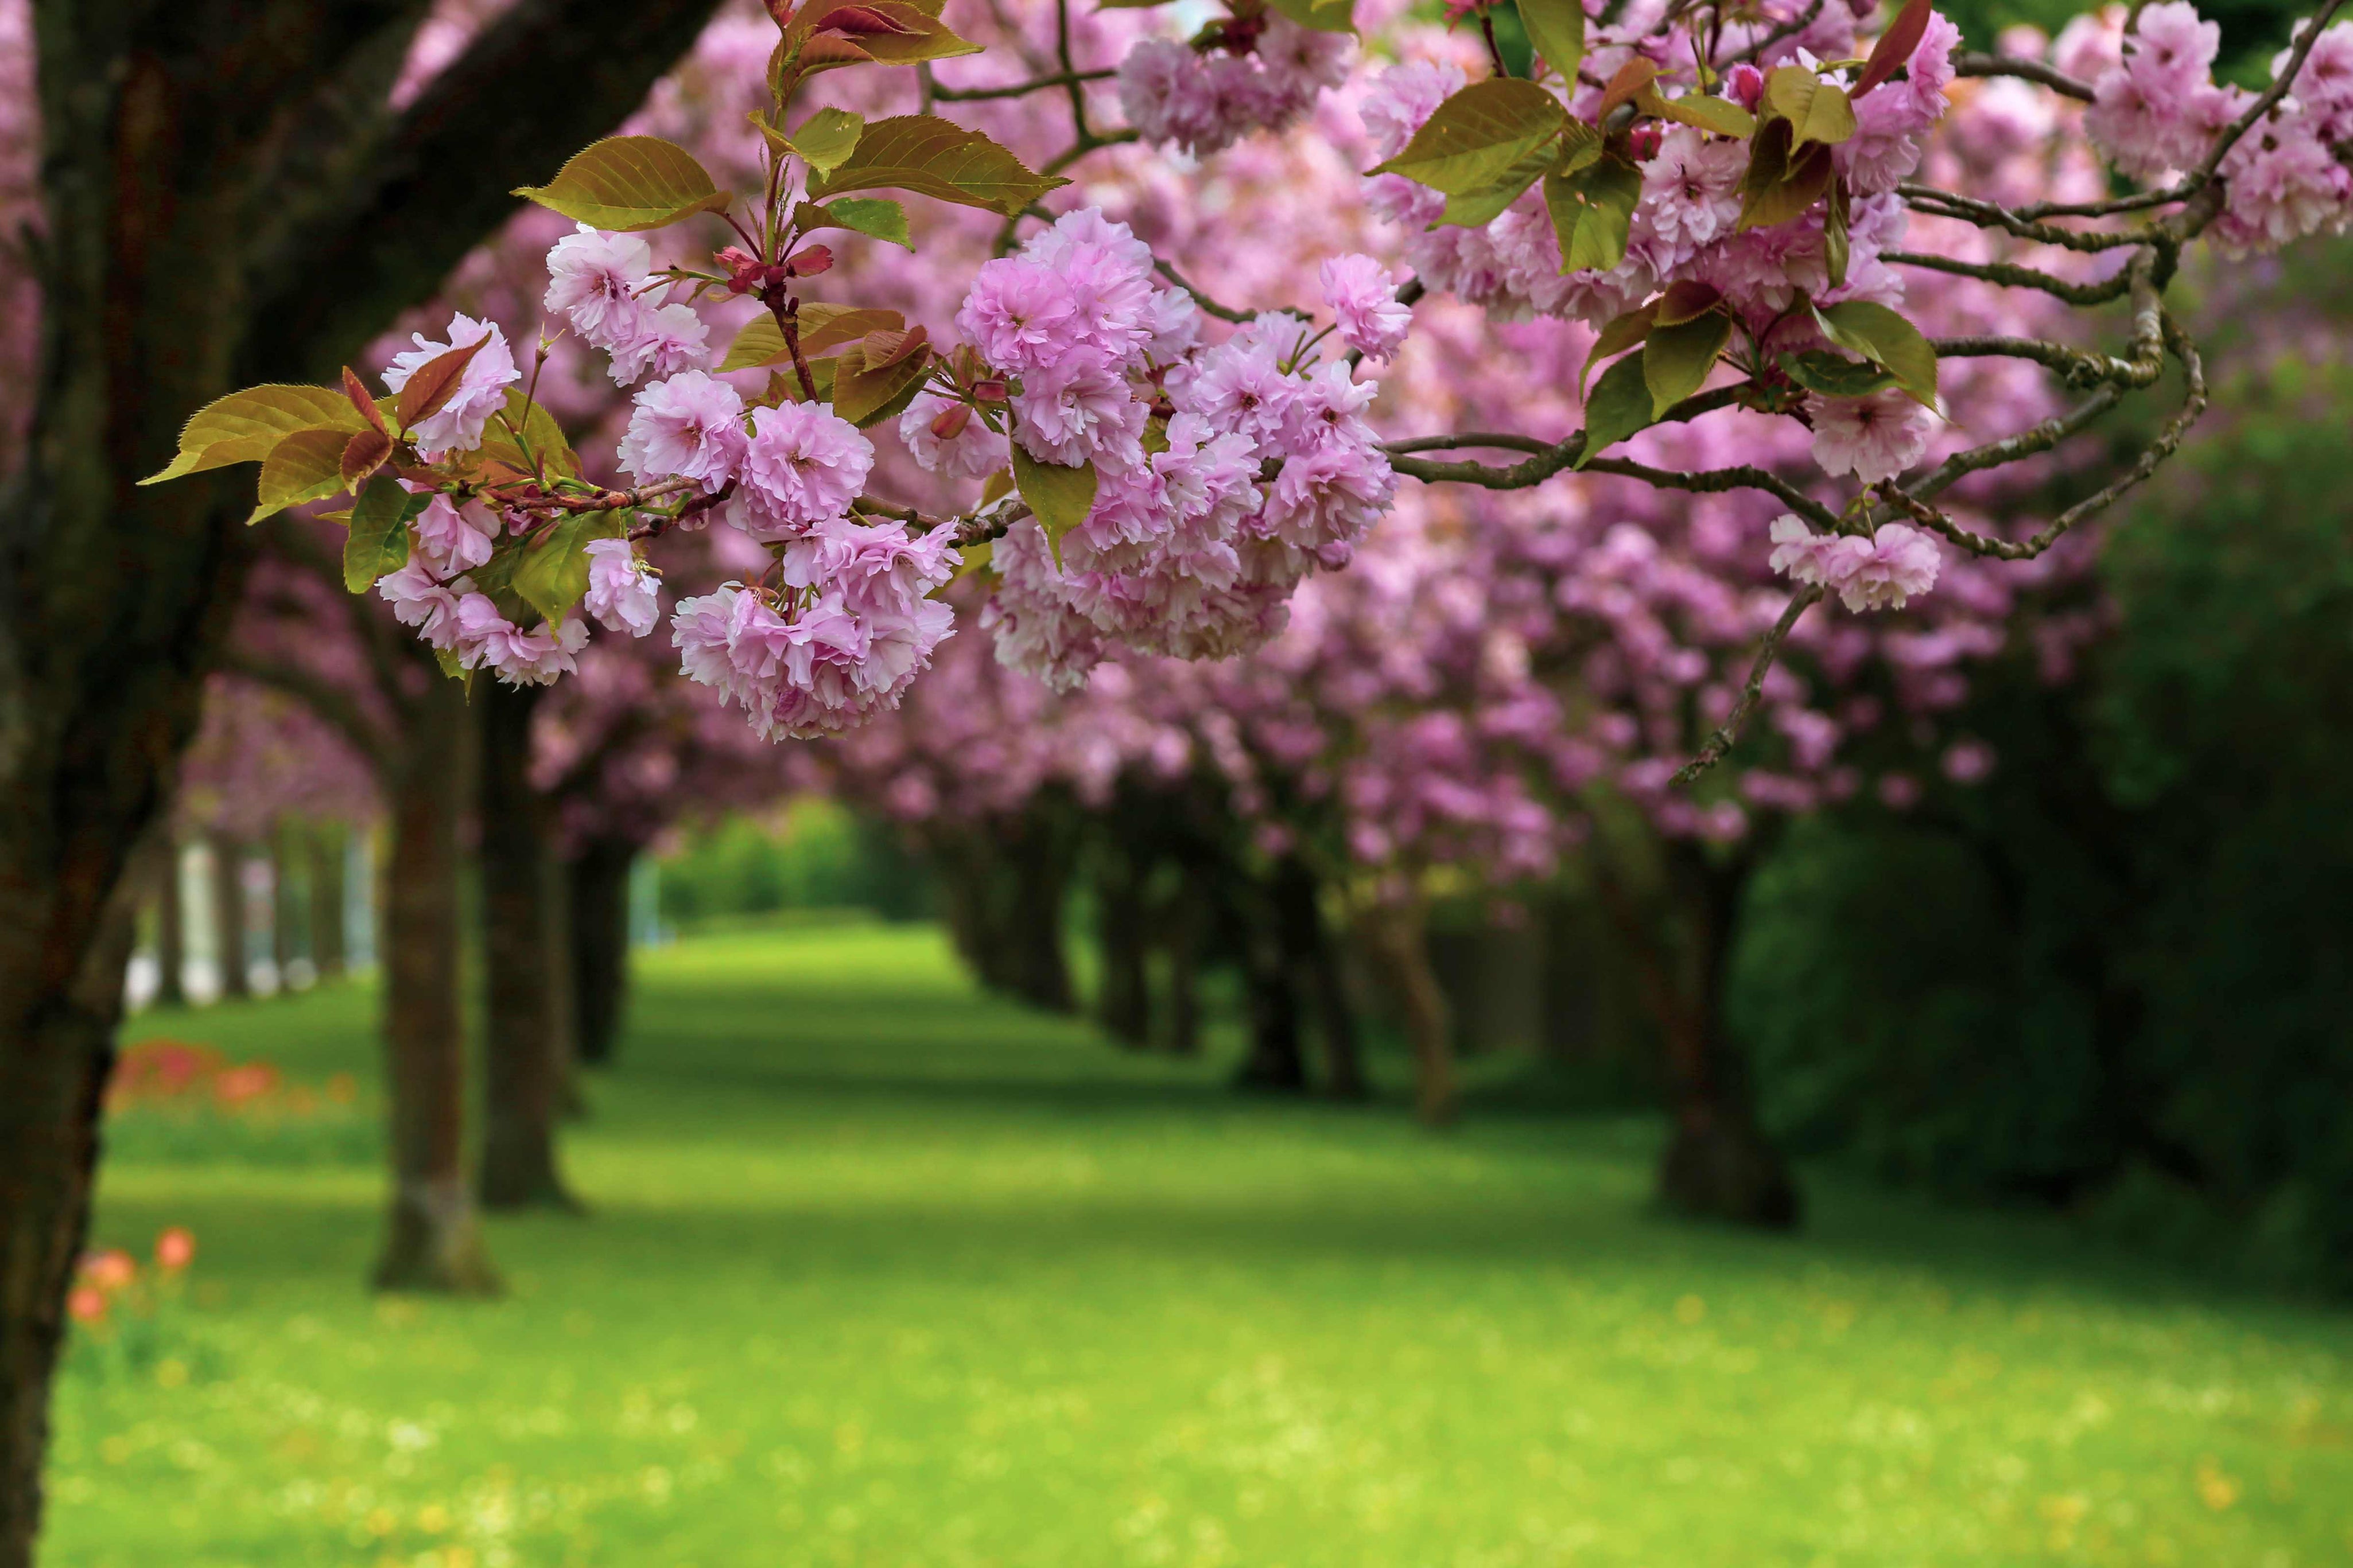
left=1119, top=11, right=1353, bottom=157
left=2072, top=3, right=2353, bottom=254
left=1767, top=514, right=1942, bottom=610
left=543, top=223, right=715, bottom=385
left=947, top=210, right=1403, bottom=690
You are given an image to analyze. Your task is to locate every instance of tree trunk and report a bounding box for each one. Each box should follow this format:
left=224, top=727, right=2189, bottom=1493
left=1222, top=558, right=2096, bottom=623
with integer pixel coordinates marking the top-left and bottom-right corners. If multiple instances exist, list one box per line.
left=209, top=831, right=250, bottom=1000
left=1275, top=859, right=1366, bottom=1101
left=476, top=682, right=578, bottom=1212
left=1006, top=811, right=1075, bottom=1013
left=1230, top=877, right=1307, bottom=1093
left=1596, top=846, right=1799, bottom=1230
left=0, top=2, right=730, bottom=1554
left=0, top=873, right=142, bottom=1568
left=1093, top=840, right=1152, bottom=1048
left=1160, top=874, right=1203, bottom=1056
left=309, top=822, right=347, bottom=981
left=1360, top=901, right=1455, bottom=1126
left=153, top=837, right=187, bottom=1009
left=373, top=680, right=499, bottom=1294
left=542, top=841, right=585, bottom=1121
left=566, top=837, right=635, bottom=1068
left=270, top=819, right=302, bottom=992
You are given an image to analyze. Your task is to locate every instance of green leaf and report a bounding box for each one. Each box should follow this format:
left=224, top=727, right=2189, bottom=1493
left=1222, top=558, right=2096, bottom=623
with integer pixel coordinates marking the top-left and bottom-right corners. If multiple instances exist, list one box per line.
left=1813, top=299, right=1939, bottom=408
left=141, top=385, right=368, bottom=485
left=1761, top=66, right=1857, bottom=149
left=472, top=388, right=581, bottom=483
left=1517, top=0, right=1585, bottom=80
left=1543, top=154, right=1641, bottom=274
left=1574, top=352, right=1657, bottom=467
left=832, top=347, right=932, bottom=427
left=1370, top=79, right=1568, bottom=196
left=798, top=196, right=912, bottom=248
left=807, top=115, right=1067, bottom=218
left=1594, top=58, right=1659, bottom=125
left=1779, top=349, right=1897, bottom=398
left=1011, top=446, right=1098, bottom=567
left=245, top=429, right=352, bottom=525
left=1736, top=120, right=1836, bottom=231
left=719, top=305, right=908, bottom=373
left=786, top=107, right=865, bottom=176
left=1637, top=85, right=1757, bottom=139
left=1437, top=142, right=1555, bottom=228
left=1578, top=301, right=1659, bottom=399
left=850, top=0, right=987, bottom=60
left=1642, top=310, right=1732, bottom=418
left=342, top=476, right=426, bottom=593
left=1264, top=0, right=1356, bottom=31
left=514, top=511, right=628, bottom=625
left=1654, top=280, right=1722, bottom=326
left=1824, top=177, right=1851, bottom=289
left=512, top=136, right=733, bottom=232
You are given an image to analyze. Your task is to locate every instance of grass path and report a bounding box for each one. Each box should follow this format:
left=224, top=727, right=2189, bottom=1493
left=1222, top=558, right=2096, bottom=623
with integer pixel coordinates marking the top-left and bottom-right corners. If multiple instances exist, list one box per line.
left=49, top=924, right=2353, bottom=1566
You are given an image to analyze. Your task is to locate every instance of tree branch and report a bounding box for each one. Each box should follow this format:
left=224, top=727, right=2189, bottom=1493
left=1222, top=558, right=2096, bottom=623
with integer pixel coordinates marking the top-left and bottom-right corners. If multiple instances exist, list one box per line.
left=245, top=0, right=731, bottom=384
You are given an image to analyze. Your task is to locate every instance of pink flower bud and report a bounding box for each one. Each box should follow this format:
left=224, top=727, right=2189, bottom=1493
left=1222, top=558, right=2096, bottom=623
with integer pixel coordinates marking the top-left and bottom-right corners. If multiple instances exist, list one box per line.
left=930, top=402, right=973, bottom=440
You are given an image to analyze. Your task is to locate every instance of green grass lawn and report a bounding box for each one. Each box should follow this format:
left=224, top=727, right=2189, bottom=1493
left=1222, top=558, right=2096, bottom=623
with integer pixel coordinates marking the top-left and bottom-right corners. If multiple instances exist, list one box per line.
left=48, top=923, right=2353, bottom=1567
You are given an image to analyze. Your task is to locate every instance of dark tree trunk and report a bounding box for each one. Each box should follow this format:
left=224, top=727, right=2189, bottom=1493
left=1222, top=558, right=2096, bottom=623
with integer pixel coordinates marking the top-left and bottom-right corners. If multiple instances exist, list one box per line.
left=209, top=831, right=250, bottom=1000
left=1160, top=875, right=1203, bottom=1056
left=1093, top=839, right=1152, bottom=1048
left=1360, top=901, right=1455, bottom=1126
left=0, top=877, right=142, bottom=1568
left=0, top=2, right=725, bottom=1554
left=1597, top=845, right=1799, bottom=1230
left=1274, top=859, right=1366, bottom=1100
left=566, top=836, right=635, bottom=1068
left=1230, top=877, right=1307, bottom=1093
left=476, top=682, right=578, bottom=1212
left=270, top=819, right=302, bottom=991
left=309, top=822, right=347, bottom=981
left=373, top=680, right=498, bottom=1294
left=1006, top=811, right=1075, bottom=1014
left=153, top=838, right=187, bottom=1009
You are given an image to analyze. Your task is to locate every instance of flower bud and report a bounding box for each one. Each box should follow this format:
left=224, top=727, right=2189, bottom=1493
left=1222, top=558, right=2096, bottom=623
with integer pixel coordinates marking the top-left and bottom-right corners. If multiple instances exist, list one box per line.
left=930, top=402, right=973, bottom=440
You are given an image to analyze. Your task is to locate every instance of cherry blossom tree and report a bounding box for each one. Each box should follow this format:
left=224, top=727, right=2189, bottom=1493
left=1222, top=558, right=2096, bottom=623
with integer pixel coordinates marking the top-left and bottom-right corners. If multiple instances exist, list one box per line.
left=12, top=0, right=2353, bottom=1554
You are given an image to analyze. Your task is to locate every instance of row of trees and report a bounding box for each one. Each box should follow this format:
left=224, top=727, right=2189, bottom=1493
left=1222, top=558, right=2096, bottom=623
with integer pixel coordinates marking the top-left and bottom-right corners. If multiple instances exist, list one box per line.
left=6, top=0, right=2346, bottom=1561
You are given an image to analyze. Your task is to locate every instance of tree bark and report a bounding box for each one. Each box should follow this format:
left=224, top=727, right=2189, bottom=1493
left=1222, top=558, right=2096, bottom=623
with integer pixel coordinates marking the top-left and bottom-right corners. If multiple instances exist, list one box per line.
left=1595, top=846, right=1799, bottom=1230
left=1360, top=901, right=1455, bottom=1126
left=476, top=682, right=578, bottom=1212
left=207, top=832, right=250, bottom=1000
left=566, top=836, right=635, bottom=1068
left=1092, top=838, right=1152, bottom=1048
left=1006, top=810, right=1075, bottom=1014
left=271, top=819, right=303, bottom=991
left=1275, top=859, right=1366, bottom=1100
left=309, top=822, right=347, bottom=981
left=1160, top=875, right=1203, bottom=1056
left=153, top=838, right=187, bottom=1009
left=372, top=680, right=498, bottom=1294
left=1229, top=876, right=1307, bottom=1093
left=0, top=2, right=724, bottom=1554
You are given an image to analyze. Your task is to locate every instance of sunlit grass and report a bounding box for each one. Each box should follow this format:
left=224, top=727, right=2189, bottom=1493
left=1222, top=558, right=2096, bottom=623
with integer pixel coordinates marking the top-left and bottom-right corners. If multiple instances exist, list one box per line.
left=48, top=923, right=2353, bottom=1566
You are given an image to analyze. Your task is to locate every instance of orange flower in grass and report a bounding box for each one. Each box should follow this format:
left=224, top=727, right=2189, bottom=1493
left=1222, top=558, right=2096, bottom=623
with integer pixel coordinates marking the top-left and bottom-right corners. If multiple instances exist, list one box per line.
left=67, top=1286, right=108, bottom=1325
left=81, top=1249, right=136, bottom=1292
left=156, top=1227, right=196, bottom=1272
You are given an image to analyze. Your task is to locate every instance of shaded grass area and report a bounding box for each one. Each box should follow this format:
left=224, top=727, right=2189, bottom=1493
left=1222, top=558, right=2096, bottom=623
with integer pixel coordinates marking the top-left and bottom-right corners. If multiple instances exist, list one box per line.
left=51, top=924, right=2353, bottom=1566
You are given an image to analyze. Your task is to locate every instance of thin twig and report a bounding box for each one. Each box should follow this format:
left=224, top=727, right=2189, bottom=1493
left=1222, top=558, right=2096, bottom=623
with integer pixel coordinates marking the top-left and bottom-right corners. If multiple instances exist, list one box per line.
left=1953, top=51, right=2094, bottom=102
left=930, top=67, right=1115, bottom=101
left=1671, top=586, right=1824, bottom=785
left=1155, top=258, right=1254, bottom=323
left=1881, top=250, right=2130, bottom=308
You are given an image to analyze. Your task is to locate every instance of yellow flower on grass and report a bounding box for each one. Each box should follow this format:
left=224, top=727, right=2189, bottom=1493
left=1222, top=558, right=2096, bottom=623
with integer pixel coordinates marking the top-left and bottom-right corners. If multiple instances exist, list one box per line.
left=2195, top=1460, right=2239, bottom=1511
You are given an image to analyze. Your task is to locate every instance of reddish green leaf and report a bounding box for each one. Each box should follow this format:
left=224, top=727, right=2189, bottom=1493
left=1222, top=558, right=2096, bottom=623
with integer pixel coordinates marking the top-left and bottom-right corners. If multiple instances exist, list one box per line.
left=807, top=115, right=1067, bottom=217
left=391, top=337, right=487, bottom=435
left=1854, top=0, right=1933, bottom=98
